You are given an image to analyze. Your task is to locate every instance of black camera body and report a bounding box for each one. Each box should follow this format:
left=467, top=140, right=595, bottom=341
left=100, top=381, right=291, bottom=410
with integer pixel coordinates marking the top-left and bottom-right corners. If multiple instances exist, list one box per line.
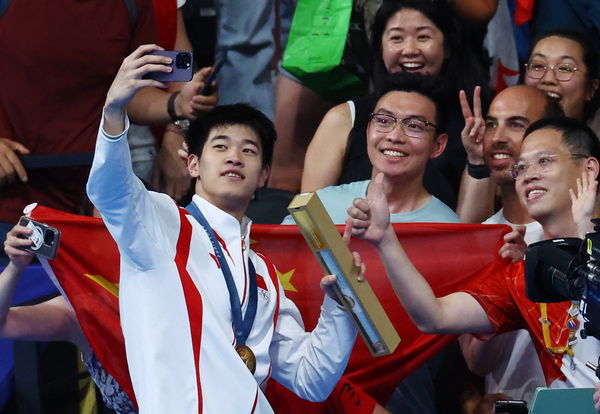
left=525, top=220, right=600, bottom=341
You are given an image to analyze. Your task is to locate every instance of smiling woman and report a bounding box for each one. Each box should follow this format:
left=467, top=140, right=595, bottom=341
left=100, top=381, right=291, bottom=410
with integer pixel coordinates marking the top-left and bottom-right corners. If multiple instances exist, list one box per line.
left=524, top=30, right=600, bottom=122
left=301, top=0, right=491, bottom=209
left=379, top=8, right=446, bottom=77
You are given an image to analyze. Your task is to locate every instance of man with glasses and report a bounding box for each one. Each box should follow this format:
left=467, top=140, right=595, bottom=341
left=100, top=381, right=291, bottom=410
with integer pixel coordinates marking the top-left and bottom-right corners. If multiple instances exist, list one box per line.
left=345, top=116, right=600, bottom=408
left=282, top=73, right=458, bottom=226
left=282, top=73, right=460, bottom=414
left=457, top=85, right=563, bottom=408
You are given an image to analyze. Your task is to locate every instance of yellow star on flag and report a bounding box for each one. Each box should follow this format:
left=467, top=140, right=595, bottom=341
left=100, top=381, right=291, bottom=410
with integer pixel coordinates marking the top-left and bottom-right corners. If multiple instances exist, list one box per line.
left=84, top=274, right=120, bottom=298
left=277, top=269, right=297, bottom=292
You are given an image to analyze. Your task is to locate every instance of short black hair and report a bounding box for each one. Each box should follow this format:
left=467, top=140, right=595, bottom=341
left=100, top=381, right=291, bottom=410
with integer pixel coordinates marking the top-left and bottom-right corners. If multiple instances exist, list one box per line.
left=186, top=104, right=277, bottom=166
left=374, top=72, right=446, bottom=133
left=524, top=117, right=600, bottom=161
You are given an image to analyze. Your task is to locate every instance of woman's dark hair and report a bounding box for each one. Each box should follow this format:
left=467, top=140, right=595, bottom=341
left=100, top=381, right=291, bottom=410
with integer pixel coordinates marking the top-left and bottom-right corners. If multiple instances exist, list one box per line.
left=370, top=0, right=490, bottom=104
left=526, top=29, right=600, bottom=121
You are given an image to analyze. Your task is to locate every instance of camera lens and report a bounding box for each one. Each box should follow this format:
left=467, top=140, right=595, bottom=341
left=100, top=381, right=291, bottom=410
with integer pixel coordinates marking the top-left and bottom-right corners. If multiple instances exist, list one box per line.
left=175, top=52, right=192, bottom=69
left=44, top=230, right=55, bottom=245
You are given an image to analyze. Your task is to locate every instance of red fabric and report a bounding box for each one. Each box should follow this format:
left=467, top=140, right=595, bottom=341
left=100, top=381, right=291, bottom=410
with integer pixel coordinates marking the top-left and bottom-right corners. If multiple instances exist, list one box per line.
left=150, top=0, right=178, bottom=144
left=515, top=0, right=535, bottom=26
left=495, top=58, right=520, bottom=94
left=464, top=260, right=571, bottom=385
left=30, top=206, right=512, bottom=410
left=261, top=222, right=514, bottom=411
left=0, top=0, right=157, bottom=222
left=152, top=0, right=177, bottom=49
left=30, top=207, right=136, bottom=407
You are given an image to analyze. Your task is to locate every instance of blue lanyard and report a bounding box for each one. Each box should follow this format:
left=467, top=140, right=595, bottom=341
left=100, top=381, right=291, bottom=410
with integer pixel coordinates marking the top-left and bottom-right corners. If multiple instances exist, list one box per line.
left=185, top=202, right=257, bottom=347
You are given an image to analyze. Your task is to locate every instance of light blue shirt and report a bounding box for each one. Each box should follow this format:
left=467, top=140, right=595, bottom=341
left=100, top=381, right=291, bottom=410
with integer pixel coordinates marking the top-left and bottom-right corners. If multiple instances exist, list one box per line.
left=281, top=180, right=459, bottom=225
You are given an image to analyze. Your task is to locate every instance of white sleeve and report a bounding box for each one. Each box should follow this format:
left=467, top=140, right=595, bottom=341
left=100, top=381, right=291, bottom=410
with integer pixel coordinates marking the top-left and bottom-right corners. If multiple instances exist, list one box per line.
left=86, top=115, right=177, bottom=270
left=269, top=286, right=357, bottom=402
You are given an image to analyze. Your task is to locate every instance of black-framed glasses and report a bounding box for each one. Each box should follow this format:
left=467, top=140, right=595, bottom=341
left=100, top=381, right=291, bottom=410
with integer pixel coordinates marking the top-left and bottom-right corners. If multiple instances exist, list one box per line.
left=524, top=61, right=579, bottom=82
left=369, top=113, right=437, bottom=138
left=510, top=153, right=588, bottom=180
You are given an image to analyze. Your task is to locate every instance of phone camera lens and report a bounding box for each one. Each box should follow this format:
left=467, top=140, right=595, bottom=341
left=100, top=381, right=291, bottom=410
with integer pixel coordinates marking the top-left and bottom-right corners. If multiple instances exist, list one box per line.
left=175, top=52, right=192, bottom=69
left=44, top=230, right=55, bottom=246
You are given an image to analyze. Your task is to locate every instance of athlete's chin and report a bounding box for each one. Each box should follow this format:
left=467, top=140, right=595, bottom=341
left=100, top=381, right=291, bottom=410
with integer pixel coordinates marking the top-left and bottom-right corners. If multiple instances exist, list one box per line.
left=218, top=189, right=254, bottom=206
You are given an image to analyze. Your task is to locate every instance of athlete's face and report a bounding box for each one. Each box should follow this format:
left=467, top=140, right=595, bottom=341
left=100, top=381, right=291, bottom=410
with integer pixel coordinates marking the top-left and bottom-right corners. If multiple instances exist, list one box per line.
left=188, top=124, right=269, bottom=219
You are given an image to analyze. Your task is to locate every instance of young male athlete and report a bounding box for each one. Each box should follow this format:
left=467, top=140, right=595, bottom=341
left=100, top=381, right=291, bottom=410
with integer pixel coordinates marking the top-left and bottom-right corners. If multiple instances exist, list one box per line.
left=87, top=44, right=358, bottom=414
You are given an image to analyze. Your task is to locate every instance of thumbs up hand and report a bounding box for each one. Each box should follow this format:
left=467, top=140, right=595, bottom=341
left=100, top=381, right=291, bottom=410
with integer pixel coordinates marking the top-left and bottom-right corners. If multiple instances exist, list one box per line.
left=344, top=173, right=391, bottom=245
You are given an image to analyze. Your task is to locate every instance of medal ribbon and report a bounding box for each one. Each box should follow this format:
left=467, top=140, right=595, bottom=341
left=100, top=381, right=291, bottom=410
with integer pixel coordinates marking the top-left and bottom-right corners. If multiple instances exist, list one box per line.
left=539, top=302, right=576, bottom=357
left=186, top=202, right=257, bottom=348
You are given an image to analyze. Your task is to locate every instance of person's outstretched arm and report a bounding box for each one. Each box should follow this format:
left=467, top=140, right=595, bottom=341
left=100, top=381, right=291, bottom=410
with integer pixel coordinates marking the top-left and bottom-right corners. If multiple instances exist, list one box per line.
left=87, top=44, right=181, bottom=269
left=347, top=173, right=494, bottom=334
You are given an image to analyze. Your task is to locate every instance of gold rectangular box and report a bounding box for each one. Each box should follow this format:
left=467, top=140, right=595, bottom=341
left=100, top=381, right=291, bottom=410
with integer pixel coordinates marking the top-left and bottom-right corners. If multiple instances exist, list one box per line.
left=288, top=192, right=400, bottom=356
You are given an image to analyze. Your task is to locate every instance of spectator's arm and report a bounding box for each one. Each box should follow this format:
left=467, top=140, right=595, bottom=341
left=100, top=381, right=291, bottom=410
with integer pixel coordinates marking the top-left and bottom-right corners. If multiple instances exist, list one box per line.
left=301, top=103, right=353, bottom=192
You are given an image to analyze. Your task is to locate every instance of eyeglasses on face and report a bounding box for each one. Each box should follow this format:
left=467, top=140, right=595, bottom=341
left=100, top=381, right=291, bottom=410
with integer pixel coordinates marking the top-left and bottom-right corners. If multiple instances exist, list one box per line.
left=524, top=61, right=579, bottom=82
left=369, top=113, right=437, bottom=138
left=510, top=153, right=588, bottom=180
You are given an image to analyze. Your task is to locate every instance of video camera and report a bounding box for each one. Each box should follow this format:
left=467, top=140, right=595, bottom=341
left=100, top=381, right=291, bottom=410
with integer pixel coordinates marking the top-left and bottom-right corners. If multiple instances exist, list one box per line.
left=525, top=219, right=600, bottom=345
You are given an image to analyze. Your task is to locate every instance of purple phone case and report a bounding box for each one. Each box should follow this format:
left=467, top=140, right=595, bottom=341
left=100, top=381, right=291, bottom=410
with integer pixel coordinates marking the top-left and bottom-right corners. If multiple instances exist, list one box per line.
left=144, top=50, right=193, bottom=82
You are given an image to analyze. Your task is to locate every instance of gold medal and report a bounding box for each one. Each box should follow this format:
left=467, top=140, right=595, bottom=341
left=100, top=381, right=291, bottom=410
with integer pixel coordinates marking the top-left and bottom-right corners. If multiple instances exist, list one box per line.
left=235, top=345, right=256, bottom=374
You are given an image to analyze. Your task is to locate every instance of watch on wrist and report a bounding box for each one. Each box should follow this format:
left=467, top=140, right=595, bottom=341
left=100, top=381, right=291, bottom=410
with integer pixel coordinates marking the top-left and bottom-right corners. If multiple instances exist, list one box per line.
left=174, top=119, right=190, bottom=134
left=467, top=162, right=490, bottom=179
left=167, top=91, right=184, bottom=122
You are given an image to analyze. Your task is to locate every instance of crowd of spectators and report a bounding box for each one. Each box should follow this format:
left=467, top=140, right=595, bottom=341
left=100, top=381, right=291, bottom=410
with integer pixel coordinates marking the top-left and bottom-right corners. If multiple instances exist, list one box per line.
left=1, top=0, right=600, bottom=412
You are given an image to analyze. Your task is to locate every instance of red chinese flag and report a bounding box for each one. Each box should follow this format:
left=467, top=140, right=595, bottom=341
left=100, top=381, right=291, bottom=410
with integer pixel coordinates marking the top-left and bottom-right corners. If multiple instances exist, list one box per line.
left=31, top=205, right=512, bottom=411
left=29, top=206, right=136, bottom=407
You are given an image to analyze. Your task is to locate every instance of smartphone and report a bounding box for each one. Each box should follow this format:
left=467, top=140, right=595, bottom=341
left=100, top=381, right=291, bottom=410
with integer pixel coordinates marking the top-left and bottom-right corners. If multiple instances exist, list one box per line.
left=18, top=217, right=61, bottom=259
left=198, top=48, right=228, bottom=95
left=143, top=50, right=193, bottom=82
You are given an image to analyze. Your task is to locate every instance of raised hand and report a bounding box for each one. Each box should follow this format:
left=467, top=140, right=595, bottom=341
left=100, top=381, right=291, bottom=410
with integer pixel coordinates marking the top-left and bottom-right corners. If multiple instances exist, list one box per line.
left=345, top=173, right=390, bottom=245
left=0, top=138, right=29, bottom=187
left=570, top=169, right=598, bottom=237
left=176, top=67, right=218, bottom=120
left=4, top=223, right=34, bottom=270
left=498, top=225, right=526, bottom=262
left=105, top=44, right=170, bottom=111
left=103, top=44, right=170, bottom=134
left=459, top=86, right=485, bottom=165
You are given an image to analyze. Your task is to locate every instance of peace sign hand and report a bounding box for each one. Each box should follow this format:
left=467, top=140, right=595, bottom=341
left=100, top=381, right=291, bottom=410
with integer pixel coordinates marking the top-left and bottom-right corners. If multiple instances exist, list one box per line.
left=459, top=86, right=485, bottom=165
